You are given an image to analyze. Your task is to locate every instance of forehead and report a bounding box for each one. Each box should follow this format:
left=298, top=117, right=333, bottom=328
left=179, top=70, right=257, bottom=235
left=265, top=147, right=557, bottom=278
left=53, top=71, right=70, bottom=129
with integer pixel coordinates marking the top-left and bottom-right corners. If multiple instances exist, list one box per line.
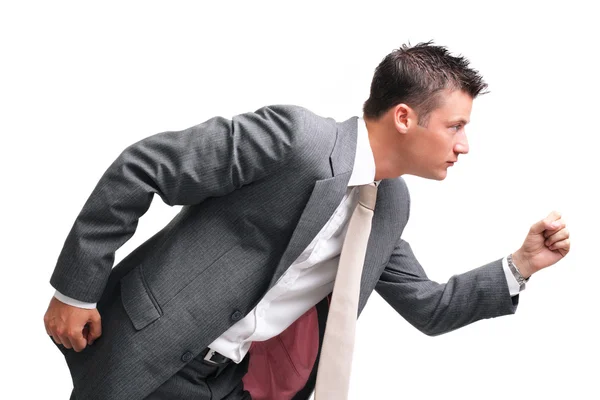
left=431, top=89, right=473, bottom=122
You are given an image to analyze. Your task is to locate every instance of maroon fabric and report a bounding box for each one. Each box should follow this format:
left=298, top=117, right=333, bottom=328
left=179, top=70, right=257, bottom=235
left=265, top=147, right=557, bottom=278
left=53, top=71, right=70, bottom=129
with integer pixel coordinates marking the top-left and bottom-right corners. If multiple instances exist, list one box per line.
left=242, top=305, right=320, bottom=399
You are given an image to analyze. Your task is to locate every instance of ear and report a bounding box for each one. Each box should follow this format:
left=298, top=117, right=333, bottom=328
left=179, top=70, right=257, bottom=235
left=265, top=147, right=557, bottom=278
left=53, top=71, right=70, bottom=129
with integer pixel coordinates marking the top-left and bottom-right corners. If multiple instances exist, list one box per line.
left=393, top=104, right=413, bottom=134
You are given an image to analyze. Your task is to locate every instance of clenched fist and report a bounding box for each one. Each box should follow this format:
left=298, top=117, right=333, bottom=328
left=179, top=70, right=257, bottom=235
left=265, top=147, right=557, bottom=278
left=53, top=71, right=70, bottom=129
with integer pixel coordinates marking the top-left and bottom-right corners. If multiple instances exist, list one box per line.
left=512, top=210, right=570, bottom=278
left=44, top=296, right=102, bottom=352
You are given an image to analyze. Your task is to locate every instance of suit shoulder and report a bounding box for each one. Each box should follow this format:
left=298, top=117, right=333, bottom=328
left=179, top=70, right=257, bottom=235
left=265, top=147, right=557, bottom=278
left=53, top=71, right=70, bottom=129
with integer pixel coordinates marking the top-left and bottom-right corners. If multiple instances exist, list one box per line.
left=383, top=177, right=411, bottom=218
left=252, top=104, right=307, bottom=126
left=254, top=104, right=338, bottom=152
left=395, top=176, right=409, bottom=194
left=385, top=176, right=410, bottom=195
left=252, top=105, right=338, bottom=130
left=395, top=177, right=411, bottom=221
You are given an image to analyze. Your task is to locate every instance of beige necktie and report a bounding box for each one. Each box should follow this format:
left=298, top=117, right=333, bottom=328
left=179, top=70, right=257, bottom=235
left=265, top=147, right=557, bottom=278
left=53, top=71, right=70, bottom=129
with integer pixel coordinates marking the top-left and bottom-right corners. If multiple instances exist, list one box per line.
left=314, top=182, right=378, bottom=400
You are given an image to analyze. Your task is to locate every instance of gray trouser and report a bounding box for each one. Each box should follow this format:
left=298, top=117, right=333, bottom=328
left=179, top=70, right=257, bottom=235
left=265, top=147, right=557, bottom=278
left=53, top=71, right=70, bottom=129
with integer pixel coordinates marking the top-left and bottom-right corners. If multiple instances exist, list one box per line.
left=143, top=351, right=251, bottom=400
left=69, top=352, right=251, bottom=400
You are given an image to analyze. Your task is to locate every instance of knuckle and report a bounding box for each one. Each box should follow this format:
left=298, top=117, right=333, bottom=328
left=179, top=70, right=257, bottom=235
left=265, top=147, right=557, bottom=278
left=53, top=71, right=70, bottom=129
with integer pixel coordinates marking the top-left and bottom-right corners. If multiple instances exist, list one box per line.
left=67, top=329, right=79, bottom=338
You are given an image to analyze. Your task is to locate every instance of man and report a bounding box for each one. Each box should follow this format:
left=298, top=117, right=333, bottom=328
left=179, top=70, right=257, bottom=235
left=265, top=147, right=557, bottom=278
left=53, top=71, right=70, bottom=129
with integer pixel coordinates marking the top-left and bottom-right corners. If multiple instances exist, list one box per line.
left=45, top=42, right=570, bottom=400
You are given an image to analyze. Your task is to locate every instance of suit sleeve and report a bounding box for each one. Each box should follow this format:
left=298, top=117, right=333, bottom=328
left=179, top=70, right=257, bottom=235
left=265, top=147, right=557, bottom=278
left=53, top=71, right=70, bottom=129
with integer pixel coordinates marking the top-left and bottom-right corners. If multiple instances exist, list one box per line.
left=50, top=105, right=305, bottom=303
left=375, top=183, right=518, bottom=336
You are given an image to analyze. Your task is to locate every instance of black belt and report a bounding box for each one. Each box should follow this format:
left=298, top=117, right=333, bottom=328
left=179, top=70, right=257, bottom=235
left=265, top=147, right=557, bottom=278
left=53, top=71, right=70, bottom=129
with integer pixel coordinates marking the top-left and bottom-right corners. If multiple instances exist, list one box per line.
left=200, top=348, right=231, bottom=365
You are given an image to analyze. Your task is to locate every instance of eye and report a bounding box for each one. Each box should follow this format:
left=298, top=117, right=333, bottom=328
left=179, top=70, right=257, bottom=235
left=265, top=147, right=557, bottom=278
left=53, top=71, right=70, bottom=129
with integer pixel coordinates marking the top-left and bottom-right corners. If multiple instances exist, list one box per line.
left=450, top=124, right=462, bottom=133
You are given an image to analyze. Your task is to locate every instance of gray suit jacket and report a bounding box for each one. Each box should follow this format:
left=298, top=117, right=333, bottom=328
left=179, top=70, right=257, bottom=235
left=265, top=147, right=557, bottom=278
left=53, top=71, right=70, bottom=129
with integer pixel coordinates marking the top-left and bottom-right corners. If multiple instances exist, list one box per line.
left=50, top=105, right=518, bottom=400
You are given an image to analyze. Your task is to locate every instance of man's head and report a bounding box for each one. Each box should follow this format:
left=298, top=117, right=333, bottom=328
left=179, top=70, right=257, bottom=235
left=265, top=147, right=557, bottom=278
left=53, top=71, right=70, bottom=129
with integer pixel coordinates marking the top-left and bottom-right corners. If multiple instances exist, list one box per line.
left=363, top=41, right=488, bottom=180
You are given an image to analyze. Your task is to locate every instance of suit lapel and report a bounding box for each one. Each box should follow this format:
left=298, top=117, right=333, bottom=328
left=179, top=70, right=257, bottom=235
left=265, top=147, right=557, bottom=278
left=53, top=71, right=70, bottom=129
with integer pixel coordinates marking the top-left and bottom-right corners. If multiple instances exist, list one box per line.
left=357, top=179, right=401, bottom=315
left=267, top=174, right=350, bottom=288
left=267, top=116, right=358, bottom=290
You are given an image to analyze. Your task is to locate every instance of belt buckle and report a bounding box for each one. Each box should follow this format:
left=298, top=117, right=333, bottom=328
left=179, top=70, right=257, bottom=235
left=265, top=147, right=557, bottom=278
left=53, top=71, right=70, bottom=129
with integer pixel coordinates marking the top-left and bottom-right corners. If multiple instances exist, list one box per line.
left=203, top=349, right=220, bottom=365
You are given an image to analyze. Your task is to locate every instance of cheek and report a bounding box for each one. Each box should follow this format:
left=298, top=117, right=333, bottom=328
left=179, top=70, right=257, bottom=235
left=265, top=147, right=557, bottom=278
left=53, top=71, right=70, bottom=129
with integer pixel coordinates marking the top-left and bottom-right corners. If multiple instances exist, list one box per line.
left=434, top=135, right=454, bottom=154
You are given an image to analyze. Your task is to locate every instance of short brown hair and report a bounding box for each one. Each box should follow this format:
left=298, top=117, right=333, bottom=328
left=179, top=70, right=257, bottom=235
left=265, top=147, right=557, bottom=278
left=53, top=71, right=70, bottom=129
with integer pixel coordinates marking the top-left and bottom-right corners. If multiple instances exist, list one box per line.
left=363, top=41, right=488, bottom=125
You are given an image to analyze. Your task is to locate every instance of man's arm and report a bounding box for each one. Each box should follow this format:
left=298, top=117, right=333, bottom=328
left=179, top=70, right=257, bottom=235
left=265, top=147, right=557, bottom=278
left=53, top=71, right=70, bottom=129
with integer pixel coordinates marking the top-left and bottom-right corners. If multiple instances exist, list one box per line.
left=50, top=105, right=305, bottom=303
left=375, top=239, right=518, bottom=336
left=376, top=211, right=570, bottom=336
left=45, top=105, right=305, bottom=352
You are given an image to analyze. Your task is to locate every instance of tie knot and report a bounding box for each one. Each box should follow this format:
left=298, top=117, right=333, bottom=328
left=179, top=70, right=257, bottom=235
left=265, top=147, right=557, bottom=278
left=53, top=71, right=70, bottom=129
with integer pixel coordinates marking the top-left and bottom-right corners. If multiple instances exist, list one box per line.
left=358, top=183, right=377, bottom=211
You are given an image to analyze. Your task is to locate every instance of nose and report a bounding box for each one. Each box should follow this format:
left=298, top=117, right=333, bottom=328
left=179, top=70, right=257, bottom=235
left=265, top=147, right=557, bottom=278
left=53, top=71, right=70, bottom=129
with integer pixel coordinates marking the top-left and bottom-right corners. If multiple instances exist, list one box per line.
left=454, top=131, right=469, bottom=155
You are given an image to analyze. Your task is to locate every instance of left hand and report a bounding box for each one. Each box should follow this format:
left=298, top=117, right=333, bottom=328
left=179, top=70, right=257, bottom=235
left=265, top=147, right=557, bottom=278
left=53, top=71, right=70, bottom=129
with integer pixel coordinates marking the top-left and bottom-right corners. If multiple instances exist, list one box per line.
left=512, top=210, right=570, bottom=278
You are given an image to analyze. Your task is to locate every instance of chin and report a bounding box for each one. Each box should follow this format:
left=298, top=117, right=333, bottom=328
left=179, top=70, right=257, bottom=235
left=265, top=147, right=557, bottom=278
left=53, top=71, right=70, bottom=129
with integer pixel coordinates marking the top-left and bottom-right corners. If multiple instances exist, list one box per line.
left=411, top=168, right=448, bottom=180
left=415, top=173, right=446, bottom=181
left=432, top=170, right=448, bottom=181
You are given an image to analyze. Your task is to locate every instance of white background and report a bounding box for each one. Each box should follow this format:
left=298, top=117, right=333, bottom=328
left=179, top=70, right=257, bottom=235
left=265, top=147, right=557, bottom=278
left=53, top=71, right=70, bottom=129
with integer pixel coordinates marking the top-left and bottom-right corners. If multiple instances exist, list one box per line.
left=1, top=0, right=598, bottom=399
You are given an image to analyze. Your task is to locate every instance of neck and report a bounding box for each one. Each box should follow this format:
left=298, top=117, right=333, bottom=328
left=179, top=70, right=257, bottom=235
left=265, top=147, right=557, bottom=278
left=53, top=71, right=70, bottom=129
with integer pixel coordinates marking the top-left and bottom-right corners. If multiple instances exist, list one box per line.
left=364, top=115, right=408, bottom=181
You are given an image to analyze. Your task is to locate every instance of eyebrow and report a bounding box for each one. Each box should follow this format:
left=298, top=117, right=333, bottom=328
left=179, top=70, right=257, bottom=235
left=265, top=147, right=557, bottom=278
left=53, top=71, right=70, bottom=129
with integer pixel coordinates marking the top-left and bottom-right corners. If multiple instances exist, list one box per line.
left=449, top=118, right=469, bottom=125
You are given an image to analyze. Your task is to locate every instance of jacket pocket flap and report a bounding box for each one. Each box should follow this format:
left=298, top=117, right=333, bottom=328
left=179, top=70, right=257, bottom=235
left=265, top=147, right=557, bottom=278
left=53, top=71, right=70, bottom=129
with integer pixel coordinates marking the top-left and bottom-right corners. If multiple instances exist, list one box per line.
left=120, top=266, right=161, bottom=330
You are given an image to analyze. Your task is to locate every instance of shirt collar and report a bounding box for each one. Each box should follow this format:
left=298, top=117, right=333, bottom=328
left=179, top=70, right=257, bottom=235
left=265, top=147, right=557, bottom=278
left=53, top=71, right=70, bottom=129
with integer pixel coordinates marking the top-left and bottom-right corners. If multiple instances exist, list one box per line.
left=347, top=117, right=379, bottom=187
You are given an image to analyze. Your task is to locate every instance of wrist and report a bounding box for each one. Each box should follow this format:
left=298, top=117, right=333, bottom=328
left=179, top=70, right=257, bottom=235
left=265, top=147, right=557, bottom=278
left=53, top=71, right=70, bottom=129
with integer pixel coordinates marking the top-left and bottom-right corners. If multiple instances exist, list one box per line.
left=511, top=250, right=533, bottom=279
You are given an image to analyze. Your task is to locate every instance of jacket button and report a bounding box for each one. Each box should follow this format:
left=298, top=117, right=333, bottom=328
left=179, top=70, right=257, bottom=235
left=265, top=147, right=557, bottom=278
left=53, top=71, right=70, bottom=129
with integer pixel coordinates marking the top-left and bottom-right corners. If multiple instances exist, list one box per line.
left=181, top=351, right=194, bottom=363
left=231, top=310, right=243, bottom=321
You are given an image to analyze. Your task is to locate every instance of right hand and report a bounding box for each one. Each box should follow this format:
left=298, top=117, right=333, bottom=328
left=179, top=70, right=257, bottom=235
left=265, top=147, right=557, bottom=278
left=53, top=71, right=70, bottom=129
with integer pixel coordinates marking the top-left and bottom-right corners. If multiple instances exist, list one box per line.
left=44, top=296, right=102, bottom=352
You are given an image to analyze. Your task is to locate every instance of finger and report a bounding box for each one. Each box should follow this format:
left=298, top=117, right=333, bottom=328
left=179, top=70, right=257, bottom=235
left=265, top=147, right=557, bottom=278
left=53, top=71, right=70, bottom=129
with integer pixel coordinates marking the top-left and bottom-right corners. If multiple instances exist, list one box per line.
left=546, top=210, right=562, bottom=221
left=87, top=313, right=102, bottom=345
left=44, top=314, right=60, bottom=343
left=47, top=321, right=62, bottom=345
left=50, top=331, right=62, bottom=345
left=549, top=238, right=570, bottom=252
left=544, top=218, right=566, bottom=238
left=545, top=228, right=570, bottom=247
left=69, top=328, right=88, bottom=352
left=43, top=314, right=52, bottom=336
left=57, top=330, right=72, bottom=349
left=82, top=325, right=90, bottom=343
left=44, top=324, right=53, bottom=338
left=530, top=216, right=561, bottom=235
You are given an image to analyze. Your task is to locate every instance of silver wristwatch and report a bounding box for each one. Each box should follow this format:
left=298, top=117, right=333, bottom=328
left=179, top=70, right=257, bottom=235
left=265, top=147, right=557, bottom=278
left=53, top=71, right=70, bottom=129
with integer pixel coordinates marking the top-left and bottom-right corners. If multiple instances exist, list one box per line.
left=507, top=253, right=529, bottom=291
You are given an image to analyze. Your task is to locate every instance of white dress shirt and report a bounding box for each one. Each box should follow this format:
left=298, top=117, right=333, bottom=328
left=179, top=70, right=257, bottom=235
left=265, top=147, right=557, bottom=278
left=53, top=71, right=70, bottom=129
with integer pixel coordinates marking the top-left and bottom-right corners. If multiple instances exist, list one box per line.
left=55, top=118, right=522, bottom=363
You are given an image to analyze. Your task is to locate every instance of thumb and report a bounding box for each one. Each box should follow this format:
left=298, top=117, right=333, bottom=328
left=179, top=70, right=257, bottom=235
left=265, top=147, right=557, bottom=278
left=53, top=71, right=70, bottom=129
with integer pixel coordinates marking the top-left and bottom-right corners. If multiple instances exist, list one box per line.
left=86, top=311, right=102, bottom=344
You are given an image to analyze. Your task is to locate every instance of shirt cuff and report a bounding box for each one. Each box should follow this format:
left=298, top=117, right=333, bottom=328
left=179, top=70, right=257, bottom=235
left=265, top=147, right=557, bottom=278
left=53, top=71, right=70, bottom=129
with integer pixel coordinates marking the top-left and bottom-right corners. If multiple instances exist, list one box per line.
left=54, top=290, right=97, bottom=309
left=502, top=257, right=522, bottom=297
